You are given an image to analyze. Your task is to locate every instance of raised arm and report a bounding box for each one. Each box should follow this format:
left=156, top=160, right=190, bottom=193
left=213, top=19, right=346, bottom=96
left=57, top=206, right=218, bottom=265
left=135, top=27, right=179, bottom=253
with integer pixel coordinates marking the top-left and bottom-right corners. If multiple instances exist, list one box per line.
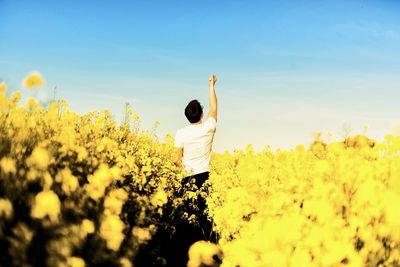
left=208, top=74, right=218, bottom=121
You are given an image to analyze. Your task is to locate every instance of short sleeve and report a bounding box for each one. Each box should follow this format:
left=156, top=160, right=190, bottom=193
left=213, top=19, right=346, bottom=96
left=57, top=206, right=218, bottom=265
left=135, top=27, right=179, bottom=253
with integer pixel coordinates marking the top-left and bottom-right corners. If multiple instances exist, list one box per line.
left=204, top=117, right=217, bottom=132
left=174, top=130, right=183, bottom=148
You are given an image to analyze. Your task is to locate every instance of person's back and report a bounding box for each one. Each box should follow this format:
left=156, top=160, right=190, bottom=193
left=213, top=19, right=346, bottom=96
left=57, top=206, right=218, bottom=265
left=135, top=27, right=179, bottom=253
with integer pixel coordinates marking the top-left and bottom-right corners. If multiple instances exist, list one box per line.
left=174, top=116, right=216, bottom=175
left=174, top=74, right=218, bottom=180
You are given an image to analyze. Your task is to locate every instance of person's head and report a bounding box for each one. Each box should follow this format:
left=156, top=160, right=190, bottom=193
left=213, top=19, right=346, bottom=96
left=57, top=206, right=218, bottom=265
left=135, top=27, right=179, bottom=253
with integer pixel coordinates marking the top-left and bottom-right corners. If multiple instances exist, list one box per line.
left=185, top=99, right=203, bottom=123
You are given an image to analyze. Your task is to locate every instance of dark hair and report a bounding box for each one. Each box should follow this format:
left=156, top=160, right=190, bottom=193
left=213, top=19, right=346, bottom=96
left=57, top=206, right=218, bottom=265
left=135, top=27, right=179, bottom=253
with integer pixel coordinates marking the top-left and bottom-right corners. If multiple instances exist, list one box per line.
left=185, top=100, right=203, bottom=123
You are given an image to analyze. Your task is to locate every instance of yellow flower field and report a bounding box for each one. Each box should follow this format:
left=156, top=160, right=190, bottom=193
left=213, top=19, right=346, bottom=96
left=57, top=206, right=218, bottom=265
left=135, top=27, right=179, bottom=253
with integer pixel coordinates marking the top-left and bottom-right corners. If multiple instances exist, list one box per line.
left=0, top=76, right=186, bottom=266
left=1, top=75, right=400, bottom=267
left=208, top=136, right=400, bottom=267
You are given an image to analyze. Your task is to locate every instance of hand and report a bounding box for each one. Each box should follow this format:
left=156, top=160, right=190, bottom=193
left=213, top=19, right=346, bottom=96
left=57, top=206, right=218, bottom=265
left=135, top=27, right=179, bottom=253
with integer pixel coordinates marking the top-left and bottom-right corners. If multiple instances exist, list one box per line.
left=209, top=74, right=217, bottom=87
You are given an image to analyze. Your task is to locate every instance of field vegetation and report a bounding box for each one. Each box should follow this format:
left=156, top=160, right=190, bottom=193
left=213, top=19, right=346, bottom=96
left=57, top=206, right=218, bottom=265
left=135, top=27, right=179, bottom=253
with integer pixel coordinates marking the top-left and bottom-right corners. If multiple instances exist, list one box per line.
left=1, top=74, right=400, bottom=267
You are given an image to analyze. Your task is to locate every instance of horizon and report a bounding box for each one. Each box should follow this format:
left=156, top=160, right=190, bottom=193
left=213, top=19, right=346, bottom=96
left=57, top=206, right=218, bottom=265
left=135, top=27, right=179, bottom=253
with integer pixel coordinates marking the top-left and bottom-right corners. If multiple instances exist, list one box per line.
left=1, top=0, right=400, bottom=152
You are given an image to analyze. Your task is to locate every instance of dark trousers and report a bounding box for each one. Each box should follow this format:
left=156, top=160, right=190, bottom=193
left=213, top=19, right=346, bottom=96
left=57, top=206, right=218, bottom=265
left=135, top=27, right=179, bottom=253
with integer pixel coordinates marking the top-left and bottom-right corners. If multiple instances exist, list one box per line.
left=182, top=171, right=209, bottom=213
left=164, top=171, right=216, bottom=267
left=182, top=171, right=210, bottom=189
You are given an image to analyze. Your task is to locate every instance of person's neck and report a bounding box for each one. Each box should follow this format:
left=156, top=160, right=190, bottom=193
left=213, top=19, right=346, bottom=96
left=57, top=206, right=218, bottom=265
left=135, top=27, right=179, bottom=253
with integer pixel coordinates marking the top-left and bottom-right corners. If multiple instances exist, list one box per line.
left=191, top=120, right=202, bottom=125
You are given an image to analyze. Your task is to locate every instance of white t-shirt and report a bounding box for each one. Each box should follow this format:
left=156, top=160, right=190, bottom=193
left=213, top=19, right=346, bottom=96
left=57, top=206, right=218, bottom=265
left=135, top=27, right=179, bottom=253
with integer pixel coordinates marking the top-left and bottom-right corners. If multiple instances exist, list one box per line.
left=174, top=117, right=217, bottom=175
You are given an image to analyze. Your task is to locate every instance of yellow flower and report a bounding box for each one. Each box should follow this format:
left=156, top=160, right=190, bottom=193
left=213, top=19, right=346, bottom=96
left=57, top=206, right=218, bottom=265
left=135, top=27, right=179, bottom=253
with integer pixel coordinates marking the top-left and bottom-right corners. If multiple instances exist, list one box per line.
left=31, top=190, right=61, bottom=222
left=0, top=94, right=7, bottom=110
left=0, top=157, right=17, bottom=175
left=119, top=258, right=132, bottom=267
left=133, top=114, right=140, bottom=121
left=27, top=147, right=50, bottom=170
left=0, top=82, right=7, bottom=94
left=187, top=241, right=222, bottom=267
left=384, top=192, right=400, bottom=232
left=110, top=166, right=121, bottom=180
left=43, top=171, right=53, bottom=190
left=81, top=219, right=95, bottom=236
left=27, top=169, right=39, bottom=181
left=99, top=214, right=125, bottom=251
left=104, top=188, right=128, bottom=215
left=26, top=97, right=39, bottom=110
left=289, top=248, right=311, bottom=267
left=60, top=99, right=69, bottom=108
left=67, top=257, right=86, bottom=267
left=11, top=91, right=22, bottom=103
left=0, top=198, right=13, bottom=220
left=56, top=168, right=79, bottom=195
left=150, top=189, right=168, bottom=207
left=132, top=226, right=152, bottom=243
left=22, top=71, right=45, bottom=89
left=85, top=164, right=115, bottom=200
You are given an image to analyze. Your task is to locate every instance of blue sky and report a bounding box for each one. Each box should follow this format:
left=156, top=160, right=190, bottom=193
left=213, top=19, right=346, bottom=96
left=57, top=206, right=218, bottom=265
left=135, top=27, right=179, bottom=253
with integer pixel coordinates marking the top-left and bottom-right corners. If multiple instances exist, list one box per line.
left=1, top=0, right=400, bottom=152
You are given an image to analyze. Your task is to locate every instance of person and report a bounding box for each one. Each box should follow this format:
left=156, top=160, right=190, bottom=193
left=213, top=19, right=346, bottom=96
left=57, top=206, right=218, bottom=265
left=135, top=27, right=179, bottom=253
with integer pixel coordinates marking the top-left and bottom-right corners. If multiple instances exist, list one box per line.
left=159, top=74, right=218, bottom=267
left=174, top=73, right=218, bottom=188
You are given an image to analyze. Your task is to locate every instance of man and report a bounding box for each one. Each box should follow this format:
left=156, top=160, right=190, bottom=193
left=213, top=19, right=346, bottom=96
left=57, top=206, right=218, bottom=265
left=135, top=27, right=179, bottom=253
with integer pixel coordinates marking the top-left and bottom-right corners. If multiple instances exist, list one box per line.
left=174, top=74, right=217, bottom=187
left=166, top=75, right=218, bottom=266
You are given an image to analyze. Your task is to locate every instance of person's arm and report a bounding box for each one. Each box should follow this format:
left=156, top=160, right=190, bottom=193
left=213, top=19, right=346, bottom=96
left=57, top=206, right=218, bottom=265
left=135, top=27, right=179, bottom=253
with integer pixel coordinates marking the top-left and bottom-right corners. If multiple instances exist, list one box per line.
left=208, top=74, right=217, bottom=121
left=174, top=147, right=183, bottom=167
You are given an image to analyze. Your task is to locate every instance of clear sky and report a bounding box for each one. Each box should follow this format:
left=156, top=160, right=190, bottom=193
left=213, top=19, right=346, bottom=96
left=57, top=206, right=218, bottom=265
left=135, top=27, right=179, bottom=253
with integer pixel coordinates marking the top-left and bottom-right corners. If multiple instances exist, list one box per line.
left=1, top=0, right=400, bottom=152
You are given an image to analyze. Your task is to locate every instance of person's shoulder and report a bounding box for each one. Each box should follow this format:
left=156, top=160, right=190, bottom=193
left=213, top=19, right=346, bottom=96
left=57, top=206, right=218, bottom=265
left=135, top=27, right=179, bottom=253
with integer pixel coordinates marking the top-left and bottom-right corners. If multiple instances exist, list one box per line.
left=206, top=117, right=217, bottom=123
left=175, top=127, right=184, bottom=137
left=204, top=117, right=217, bottom=129
left=176, top=125, right=191, bottom=136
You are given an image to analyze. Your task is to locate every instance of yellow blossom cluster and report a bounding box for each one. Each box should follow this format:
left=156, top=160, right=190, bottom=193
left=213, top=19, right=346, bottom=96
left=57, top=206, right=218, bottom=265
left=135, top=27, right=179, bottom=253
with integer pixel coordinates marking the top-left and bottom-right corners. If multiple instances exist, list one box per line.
left=55, top=168, right=79, bottom=195
left=103, top=188, right=128, bottom=215
left=26, top=147, right=50, bottom=170
left=31, top=190, right=61, bottom=222
left=100, top=188, right=128, bottom=250
left=132, top=225, right=155, bottom=244
left=0, top=74, right=184, bottom=266
left=0, top=82, right=7, bottom=93
left=208, top=136, right=400, bottom=267
left=66, top=256, right=86, bottom=267
left=0, top=157, right=17, bottom=175
left=79, top=219, right=95, bottom=238
left=8, top=72, right=400, bottom=266
left=150, top=188, right=168, bottom=207
left=85, top=164, right=121, bottom=200
left=22, top=71, right=45, bottom=89
left=187, top=241, right=223, bottom=267
left=100, top=214, right=125, bottom=251
left=0, top=198, right=13, bottom=220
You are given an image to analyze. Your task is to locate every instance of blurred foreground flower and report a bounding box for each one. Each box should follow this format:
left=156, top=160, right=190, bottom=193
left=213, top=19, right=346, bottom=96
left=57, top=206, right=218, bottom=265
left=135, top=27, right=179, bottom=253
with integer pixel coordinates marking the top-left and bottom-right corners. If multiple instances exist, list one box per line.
left=67, top=256, right=86, bottom=267
left=100, top=215, right=125, bottom=251
left=0, top=82, right=7, bottom=93
left=0, top=157, right=17, bottom=175
left=26, top=97, right=39, bottom=110
left=27, top=147, right=50, bottom=170
left=119, top=258, right=133, bottom=267
left=0, top=198, right=13, bottom=220
left=22, top=71, right=45, bottom=89
left=31, top=190, right=61, bottom=222
left=187, top=241, right=223, bottom=267
left=150, top=189, right=168, bottom=207
left=80, top=219, right=95, bottom=238
left=104, top=188, right=128, bottom=215
left=132, top=226, right=154, bottom=244
left=85, top=164, right=118, bottom=200
left=55, top=168, right=79, bottom=195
